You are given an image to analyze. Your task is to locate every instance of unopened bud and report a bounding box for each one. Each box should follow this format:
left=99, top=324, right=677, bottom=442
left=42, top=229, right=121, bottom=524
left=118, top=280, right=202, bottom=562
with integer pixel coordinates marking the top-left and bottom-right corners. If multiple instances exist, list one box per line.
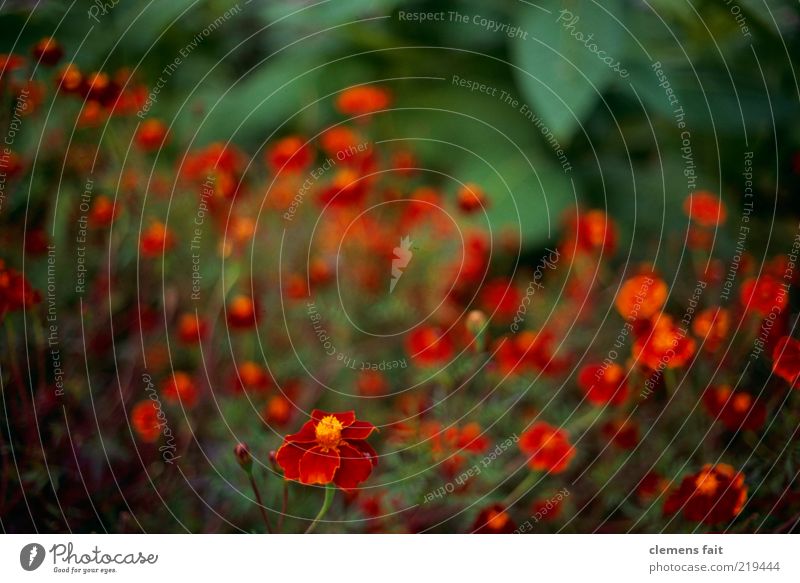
left=234, top=442, right=253, bottom=473
left=466, top=310, right=488, bottom=352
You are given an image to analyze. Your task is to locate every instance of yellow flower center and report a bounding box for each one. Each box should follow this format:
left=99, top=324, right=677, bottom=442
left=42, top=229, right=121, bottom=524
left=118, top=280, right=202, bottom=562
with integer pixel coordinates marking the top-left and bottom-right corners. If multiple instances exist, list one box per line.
left=694, top=470, right=720, bottom=495
left=315, top=415, right=344, bottom=449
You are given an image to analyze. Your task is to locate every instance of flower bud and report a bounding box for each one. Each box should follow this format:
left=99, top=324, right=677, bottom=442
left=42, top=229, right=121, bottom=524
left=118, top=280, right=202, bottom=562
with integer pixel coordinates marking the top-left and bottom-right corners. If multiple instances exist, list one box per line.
left=234, top=442, right=253, bottom=473
left=466, top=310, right=488, bottom=352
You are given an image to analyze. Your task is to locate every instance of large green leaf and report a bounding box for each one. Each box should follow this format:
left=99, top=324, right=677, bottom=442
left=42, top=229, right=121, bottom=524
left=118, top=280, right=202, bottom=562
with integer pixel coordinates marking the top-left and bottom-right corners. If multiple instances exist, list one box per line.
left=510, top=0, right=626, bottom=143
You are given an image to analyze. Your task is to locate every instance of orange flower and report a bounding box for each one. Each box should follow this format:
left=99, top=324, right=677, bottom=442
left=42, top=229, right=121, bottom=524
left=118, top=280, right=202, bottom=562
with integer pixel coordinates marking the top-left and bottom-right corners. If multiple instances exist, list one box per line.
left=265, top=135, right=312, bottom=174
left=227, top=294, right=258, bottom=329
left=664, top=464, right=747, bottom=525
left=131, top=400, right=161, bottom=442
left=319, top=126, right=364, bottom=160
left=479, top=278, right=522, bottom=323
left=139, top=221, right=175, bottom=257
left=471, top=504, right=516, bottom=534
left=702, top=385, right=765, bottom=432
left=263, top=395, right=293, bottom=426
left=135, top=119, right=169, bottom=152
left=162, top=372, right=198, bottom=407
left=740, top=275, right=788, bottom=315
left=577, top=363, right=629, bottom=406
left=632, top=315, right=696, bottom=370
left=32, top=37, right=63, bottom=67
left=275, top=410, right=378, bottom=489
left=89, top=195, right=120, bottom=227
left=0, top=53, right=25, bottom=79
left=236, top=361, right=271, bottom=392
left=457, top=183, right=488, bottom=213
left=772, top=336, right=800, bottom=388
left=615, top=274, right=667, bottom=320
left=562, top=209, right=618, bottom=256
left=692, top=307, right=730, bottom=352
left=519, top=422, right=575, bottom=474
left=405, top=326, right=454, bottom=366
left=357, top=370, right=388, bottom=396
left=176, top=313, right=207, bottom=344
left=56, top=63, right=82, bottom=93
left=336, top=85, right=391, bottom=116
left=683, top=191, right=727, bottom=227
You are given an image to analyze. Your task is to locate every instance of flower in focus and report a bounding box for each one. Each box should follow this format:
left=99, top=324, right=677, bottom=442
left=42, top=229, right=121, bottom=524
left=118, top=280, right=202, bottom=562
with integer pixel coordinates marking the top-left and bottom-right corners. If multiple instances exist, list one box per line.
left=615, top=274, right=667, bottom=321
left=683, top=191, right=727, bottom=227
left=772, top=336, right=800, bottom=388
left=663, top=464, right=747, bottom=525
left=518, top=422, right=575, bottom=474
left=702, top=385, right=765, bottom=432
left=275, top=410, right=378, bottom=489
left=162, top=372, right=198, bottom=407
left=577, top=363, right=629, bottom=406
left=471, top=504, right=516, bottom=534
left=131, top=400, right=161, bottom=442
left=336, top=85, right=391, bottom=116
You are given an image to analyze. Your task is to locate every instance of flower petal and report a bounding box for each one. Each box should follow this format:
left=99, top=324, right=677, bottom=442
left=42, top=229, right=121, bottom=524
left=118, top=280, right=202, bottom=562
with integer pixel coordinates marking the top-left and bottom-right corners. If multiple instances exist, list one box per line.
left=334, top=443, right=374, bottom=490
left=341, top=420, right=376, bottom=440
left=275, top=442, right=311, bottom=480
left=299, top=445, right=340, bottom=485
left=311, top=409, right=355, bottom=427
left=348, top=439, right=378, bottom=466
left=285, top=420, right=317, bottom=443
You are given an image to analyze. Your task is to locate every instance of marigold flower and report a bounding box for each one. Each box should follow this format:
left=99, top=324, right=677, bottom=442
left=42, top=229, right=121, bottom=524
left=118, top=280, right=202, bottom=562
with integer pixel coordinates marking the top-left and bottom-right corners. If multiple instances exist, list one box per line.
left=336, top=85, right=391, bottom=116
left=176, top=313, right=207, bottom=344
left=0, top=53, right=25, bottom=79
left=357, top=370, right=388, bottom=396
left=162, top=372, right=198, bottom=407
left=457, top=182, right=488, bottom=213
left=615, top=274, right=667, bottom=320
left=702, top=385, right=765, bottom=432
left=263, top=395, right=293, bottom=426
left=265, top=135, right=313, bottom=174
left=683, top=191, right=727, bottom=227
left=577, top=363, right=629, bottom=406
left=319, top=126, right=364, bottom=160
left=772, top=336, right=800, bottom=388
left=56, top=63, right=82, bottom=93
left=227, top=294, right=258, bottom=329
left=479, top=278, right=522, bottom=323
left=602, top=419, right=639, bottom=449
left=519, top=422, right=575, bottom=474
left=236, top=360, right=270, bottom=392
left=471, top=504, right=516, bottom=534
left=562, top=209, right=618, bottom=256
left=32, top=37, right=63, bottom=67
left=89, top=195, right=120, bottom=227
left=0, top=260, right=41, bottom=316
left=740, top=275, right=788, bottom=315
left=692, top=307, right=730, bottom=352
left=135, top=119, right=169, bottom=152
left=664, top=464, right=747, bottom=525
left=139, top=221, right=175, bottom=257
left=275, top=410, right=378, bottom=489
left=131, top=400, right=161, bottom=442
left=405, top=325, right=454, bottom=366
left=632, top=315, right=696, bottom=370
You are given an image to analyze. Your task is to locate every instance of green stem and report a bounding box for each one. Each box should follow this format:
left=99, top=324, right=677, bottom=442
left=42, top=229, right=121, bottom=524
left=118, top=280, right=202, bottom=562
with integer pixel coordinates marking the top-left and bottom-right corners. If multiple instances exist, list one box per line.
left=248, top=473, right=272, bottom=534
left=304, top=483, right=335, bottom=534
left=503, top=470, right=540, bottom=506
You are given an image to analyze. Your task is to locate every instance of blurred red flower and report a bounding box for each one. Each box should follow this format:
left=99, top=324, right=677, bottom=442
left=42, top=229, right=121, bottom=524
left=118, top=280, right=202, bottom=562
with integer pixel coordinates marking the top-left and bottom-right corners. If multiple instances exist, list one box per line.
left=471, top=504, right=516, bottom=534
left=519, top=422, right=575, bottom=474
left=265, top=135, right=312, bottom=174
left=336, top=85, right=391, bottom=116
left=406, top=325, right=454, bottom=366
left=740, top=275, right=787, bottom=316
left=683, top=191, right=727, bottom=227
left=131, top=400, right=161, bottom=442
left=702, top=385, right=765, bottom=432
left=162, top=372, right=198, bottom=407
left=577, top=363, right=629, bottom=406
left=772, top=336, right=800, bottom=388
left=615, top=274, right=667, bottom=321
left=664, top=464, right=747, bottom=525
left=276, top=410, right=378, bottom=489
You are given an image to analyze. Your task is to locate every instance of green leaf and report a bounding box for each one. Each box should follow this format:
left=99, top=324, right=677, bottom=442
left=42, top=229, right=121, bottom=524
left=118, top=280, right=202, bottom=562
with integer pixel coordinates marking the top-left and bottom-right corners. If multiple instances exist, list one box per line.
left=510, top=0, right=627, bottom=143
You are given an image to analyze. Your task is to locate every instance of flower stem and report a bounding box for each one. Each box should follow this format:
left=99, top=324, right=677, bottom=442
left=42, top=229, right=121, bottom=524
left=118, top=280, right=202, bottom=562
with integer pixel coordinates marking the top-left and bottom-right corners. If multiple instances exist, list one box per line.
left=304, top=483, right=335, bottom=534
left=503, top=470, right=540, bottom=507
left=248, top=473, right=273, bottom=534
left=278, top=479, right=289, bottom=532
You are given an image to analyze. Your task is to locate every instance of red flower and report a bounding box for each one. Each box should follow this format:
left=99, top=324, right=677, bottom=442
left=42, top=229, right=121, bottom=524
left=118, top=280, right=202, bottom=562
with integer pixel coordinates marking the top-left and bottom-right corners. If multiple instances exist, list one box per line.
left=772, top=336, right=800, bottom=388
left=615, top=274, right=667, bottom=321
left=0, top=260, right=41, bottom=316
left=32, top=37, right=63, bottom=67
left=131, top=400, right=161, bottom=442
left=702, top=385, right=765, bottom=432
left=135, top=119, right=169, bottom=152
left=692, top=307, right=730, bottom=352
left=664, top=464, right=747, bottom=525
left=56, top=63, right=82, bottom=93
left=227, top=294, right=258, bottom=329
left=139, top=221, right=175, bottom=257
left=577, top=363, right=629, bottom=406
left=236, top=360, right=271, bottom=393
left=683, top=191, right=727, bottom=227
left=0, top=53, right=25, bottom=80
left=336, top=85, right=391, bottom=116
left=176, top=313, right=208, bottom=344
left=265, top=135, right=313, bottom=174
left=562, top=209, right=618, bottom=256
left=263, top=395, right=293, bottom=426
left=632, top=315, right=696, bottom=370
left=275, top=410, right=378, bottom=490
left=479, top=278, right=522, bottom=323
left=406, top=325, right=454, bottom=366
left=162, top=372, right=198, bottom=407
left=519, top=422, right=575, bottom=474
left=89, top=195, right=120, bottom=228
left=357, top=370, right=388, bottom=396
left=740, top=275, right=788, bottom=316
left=471, top=504, right=516, bottom=534
left=457, top=183, right=488, bottom=213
